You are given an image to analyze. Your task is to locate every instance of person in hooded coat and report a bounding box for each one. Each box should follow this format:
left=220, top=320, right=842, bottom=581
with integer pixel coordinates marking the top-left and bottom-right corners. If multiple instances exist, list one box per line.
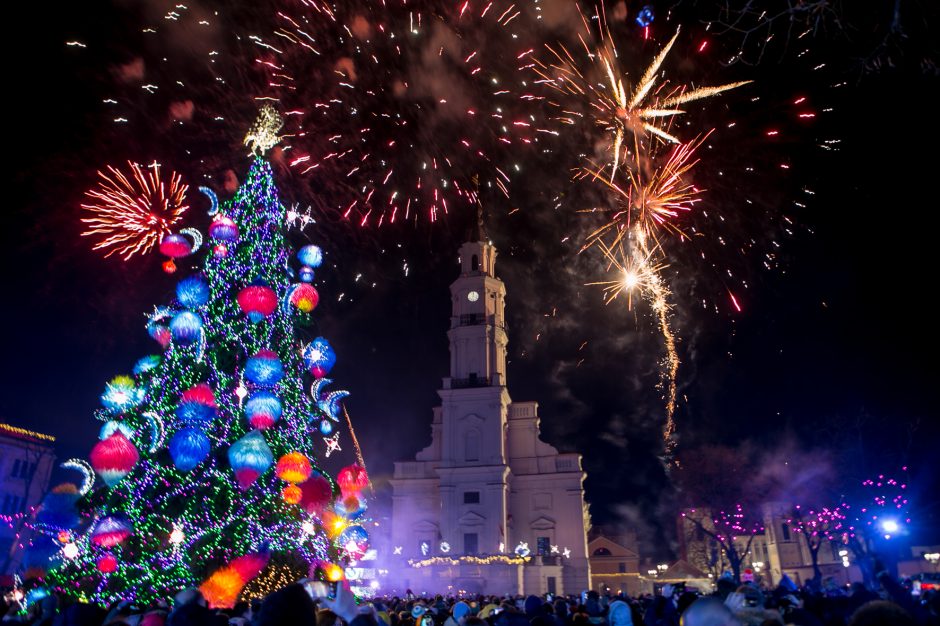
left=609, top=601, right=634, bottom=626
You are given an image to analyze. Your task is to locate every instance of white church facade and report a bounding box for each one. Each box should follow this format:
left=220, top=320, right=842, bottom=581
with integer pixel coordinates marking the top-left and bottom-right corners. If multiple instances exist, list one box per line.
left=389, top=232, right=591, bottom=595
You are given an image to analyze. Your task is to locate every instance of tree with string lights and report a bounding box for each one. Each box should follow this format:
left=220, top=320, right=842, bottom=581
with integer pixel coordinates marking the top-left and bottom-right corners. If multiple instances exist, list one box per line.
left=22, top=107, right=371, bottom=607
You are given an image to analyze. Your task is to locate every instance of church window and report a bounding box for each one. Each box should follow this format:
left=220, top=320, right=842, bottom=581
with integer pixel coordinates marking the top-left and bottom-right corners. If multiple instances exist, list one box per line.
left=618, top=562, right=627, bottom=573
left=537, top=536, right=551, bottom=556
left=592, top=547, right=612, bottom=556
left=464, top=533, right=478, bottom=555
left=463, top=491, right=480, bottom=504
left=465, top=430, right=480, bottom=461
left=471, top=255, right=479, bottom=271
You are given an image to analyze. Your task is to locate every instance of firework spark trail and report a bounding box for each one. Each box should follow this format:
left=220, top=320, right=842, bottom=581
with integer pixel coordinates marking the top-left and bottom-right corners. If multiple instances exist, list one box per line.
left=80, top=162, right=189, bottom=259
left=589, top=229, right=679, bottom=450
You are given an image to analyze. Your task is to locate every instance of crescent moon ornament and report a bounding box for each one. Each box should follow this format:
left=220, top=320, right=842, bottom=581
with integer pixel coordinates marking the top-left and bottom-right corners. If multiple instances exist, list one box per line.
left=282, top=284, right=300, bottom=315
left=61, top=459, right=95, bottom=495
left=318, top=390, right=350, bottom=421
left=180, top=228, right=203, bottom=254
left=142, top=411, right=165, bottom=453
left=199, top=186, right=219, bottom=216
left=310, top=378, right=332, bottom=401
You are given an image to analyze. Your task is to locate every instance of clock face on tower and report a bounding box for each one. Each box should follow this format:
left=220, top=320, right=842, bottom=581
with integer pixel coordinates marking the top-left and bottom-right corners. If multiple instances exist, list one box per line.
left=467, top=290, right=480, bottom=302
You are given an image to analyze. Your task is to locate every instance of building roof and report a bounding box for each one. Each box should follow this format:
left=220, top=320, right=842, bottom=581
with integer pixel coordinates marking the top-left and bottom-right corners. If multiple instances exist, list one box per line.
left=0, top=423, right=56, bottom=445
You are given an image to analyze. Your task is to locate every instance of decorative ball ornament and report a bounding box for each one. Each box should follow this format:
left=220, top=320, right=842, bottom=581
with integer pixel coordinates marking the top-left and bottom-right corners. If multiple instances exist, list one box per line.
left=37, top=486, right=81, bottom=531
left=169, top=427, right=211, bottom=471
left=289, top=283, right=319, bottom=313
left=299, top=474, right=333, bottom=515
left=176, top=383, right=217, bottom=424
left=299, top=266, right=315, bottom=283
left=97, top=554, right=118, bottom=574
left=244, top=350, right=284, bottom=387
left=90, top=516, right=133, bottom=547
left=297, top=245, right=323, bottom=268
left=337, top=464, right=369, bottom=493
left=213, top=243, right=229, bottom=258
left=275, top=452, right=312, bottom=484
left=147, top=319, right=172, bottom=349
left=282, top=484, right=303, bottom=504
left=244, top=391, right=282, bottom=430
left=176, top=276, right=211, bottom=309
left=170, top=311, right=203, bottom=345
left=337, top=525, right=369, bottom=559
left=90, top=432, right=139, bottom=487
left=163, top=259, right=178, bottom=274
left=303, top=337, right=336, bottom=378
left=100, top=375, right=143, bottom=413
left=209, top=215, right=239, bottom=241
left=237, top=285, right=277, bottom=323
left=228, top=430, right=274, bottom=489
left=319, top=419, right=334, bottom=436
left=160, top=233, right=193, bottom=258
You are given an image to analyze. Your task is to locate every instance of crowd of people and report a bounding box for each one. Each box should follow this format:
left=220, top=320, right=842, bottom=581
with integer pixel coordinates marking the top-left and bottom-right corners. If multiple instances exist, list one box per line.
left=1, top=571, right=937, bottom=626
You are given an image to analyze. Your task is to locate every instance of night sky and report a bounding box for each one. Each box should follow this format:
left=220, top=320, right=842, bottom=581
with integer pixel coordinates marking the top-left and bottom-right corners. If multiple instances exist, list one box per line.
left=5, top=0, right=939, bottom=555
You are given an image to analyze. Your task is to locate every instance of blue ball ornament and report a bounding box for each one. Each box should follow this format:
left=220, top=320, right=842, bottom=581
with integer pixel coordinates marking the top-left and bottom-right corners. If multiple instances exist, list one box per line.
left=303, top=337, right=336, bottom=378
left=169, top=427, right=211, bottom=471
left=319, top=419, right=334, bottom=436
left=176, top=276, right=211, bottom=309
left=244, top=391, right=283, bottom=429
left=299, top=266, right=315, bottom=283
left=297, top=245, right=323, bottom=268
left=244, top=350, right=284, bottom=387
left=170, top=311, right=203, bottom=345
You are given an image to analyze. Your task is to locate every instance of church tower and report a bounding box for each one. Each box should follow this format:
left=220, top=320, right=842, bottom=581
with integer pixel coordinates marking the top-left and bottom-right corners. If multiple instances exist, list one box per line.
left=390, top=216, right=590, bottom=596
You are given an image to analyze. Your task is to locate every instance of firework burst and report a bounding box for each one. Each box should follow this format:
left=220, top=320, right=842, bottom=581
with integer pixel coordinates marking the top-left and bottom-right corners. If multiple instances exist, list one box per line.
left=254, top=0, right=540, bottom=227
left=81, top=162, right=189, bottom=260
left=533, top=7, right=749, bottom=180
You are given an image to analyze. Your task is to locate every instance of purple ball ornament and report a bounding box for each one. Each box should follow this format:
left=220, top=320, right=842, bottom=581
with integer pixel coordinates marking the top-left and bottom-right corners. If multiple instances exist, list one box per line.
left=299, top=266, right=315, bottom=283
left=209, top=215, right=239, bottom=242
left=169, top=311, right=203, bottom=345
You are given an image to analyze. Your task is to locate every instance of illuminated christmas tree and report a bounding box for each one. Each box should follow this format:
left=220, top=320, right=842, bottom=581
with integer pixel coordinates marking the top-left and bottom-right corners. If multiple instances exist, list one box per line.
left=25, top=107, right=370, bottom=606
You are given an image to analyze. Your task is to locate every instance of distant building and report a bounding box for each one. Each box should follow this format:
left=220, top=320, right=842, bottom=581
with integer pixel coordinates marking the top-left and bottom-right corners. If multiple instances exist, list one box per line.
left=588, top=530, right=643, bottom=595
left=0, top=423, right=56, bottom=573
left=678, top=503, right=846, bottom=587
left=390, top=227, right=591, bottom=595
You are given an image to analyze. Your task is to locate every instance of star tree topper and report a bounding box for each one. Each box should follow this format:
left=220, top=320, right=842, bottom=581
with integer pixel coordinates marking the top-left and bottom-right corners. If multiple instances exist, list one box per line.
left=244, top=104, right=284, bottom=155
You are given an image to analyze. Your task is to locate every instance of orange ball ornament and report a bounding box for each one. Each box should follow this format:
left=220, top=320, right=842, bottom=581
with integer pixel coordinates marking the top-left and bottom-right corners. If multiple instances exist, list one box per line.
left=275, top=452, right=312, bottom=485
left=58, top=530, right=71, bottom=544
left=282, top=484, right=303, bottom=504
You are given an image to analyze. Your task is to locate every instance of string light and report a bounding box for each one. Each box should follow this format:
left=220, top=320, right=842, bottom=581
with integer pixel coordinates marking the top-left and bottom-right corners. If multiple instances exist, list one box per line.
left=408, top=555, right=531, bottom=568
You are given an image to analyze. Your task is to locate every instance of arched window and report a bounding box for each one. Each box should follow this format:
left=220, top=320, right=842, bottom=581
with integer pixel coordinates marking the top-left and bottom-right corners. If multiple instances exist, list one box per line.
left=592, top=547, right=612, bottom=556
left=465, top=430, right=480, bottom=461
left=471, top=254, right=479, bottom=271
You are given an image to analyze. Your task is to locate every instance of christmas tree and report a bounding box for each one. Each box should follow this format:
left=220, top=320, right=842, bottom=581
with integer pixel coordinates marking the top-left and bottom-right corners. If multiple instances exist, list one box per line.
left=25, top=107, right=370, bottom=607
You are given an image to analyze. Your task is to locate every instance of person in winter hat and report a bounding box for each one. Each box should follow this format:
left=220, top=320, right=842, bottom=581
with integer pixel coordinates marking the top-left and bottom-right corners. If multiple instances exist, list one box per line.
left=609, top=600, right=634, bottom=626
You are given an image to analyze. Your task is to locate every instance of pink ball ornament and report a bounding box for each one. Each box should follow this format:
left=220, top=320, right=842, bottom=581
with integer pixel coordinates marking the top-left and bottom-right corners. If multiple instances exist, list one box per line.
left=97, top=554, right=118, bottom=574
left=213, top=243, right=229, bottom=258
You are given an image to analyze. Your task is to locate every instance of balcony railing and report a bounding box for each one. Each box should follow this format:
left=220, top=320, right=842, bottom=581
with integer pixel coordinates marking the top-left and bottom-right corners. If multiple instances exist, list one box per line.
left=458, top=313, right=487, bottom=327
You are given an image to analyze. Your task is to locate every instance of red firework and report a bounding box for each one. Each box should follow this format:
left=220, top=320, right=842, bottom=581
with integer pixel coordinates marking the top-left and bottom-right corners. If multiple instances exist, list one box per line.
left=81, top=161, right=189, bottom=259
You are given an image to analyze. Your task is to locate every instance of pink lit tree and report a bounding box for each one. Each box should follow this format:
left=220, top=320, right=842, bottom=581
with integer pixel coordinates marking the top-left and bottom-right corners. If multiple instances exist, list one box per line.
left=785, top=504, right=846, bottom=585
